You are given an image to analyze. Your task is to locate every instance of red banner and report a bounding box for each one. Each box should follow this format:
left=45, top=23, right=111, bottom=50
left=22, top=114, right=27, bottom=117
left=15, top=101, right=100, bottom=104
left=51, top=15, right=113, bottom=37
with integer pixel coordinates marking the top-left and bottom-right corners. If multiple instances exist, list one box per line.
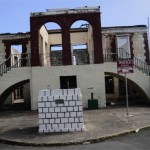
left=117, top=59, right=133, bottom=74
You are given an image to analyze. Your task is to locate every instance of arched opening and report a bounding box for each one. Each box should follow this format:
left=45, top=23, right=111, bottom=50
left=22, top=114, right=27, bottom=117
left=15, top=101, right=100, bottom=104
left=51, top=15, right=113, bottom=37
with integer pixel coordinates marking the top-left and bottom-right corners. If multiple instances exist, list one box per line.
left=0, top=79, right=31, bottom=111
left=105, top=72, right=150, bottom=107
left=30, top=7, right=103, bottom=66
left=39, top=22, right=62, bottom=66
left=70, top=20, right=94, bottom=65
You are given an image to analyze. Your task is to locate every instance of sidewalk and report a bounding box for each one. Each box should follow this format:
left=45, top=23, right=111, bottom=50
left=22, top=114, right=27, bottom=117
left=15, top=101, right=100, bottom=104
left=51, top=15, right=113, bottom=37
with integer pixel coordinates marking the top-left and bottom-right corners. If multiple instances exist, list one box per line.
left=0, top=106, right=150, bottom=146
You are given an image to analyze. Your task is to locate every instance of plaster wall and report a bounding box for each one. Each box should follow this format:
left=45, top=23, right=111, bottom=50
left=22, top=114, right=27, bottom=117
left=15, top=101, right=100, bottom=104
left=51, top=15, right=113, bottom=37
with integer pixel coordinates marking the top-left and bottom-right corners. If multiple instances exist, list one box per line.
left=39, top=26, right=50, bottom=66
left=30, top=65, right=106, bottom=110
left=102, top=36, right=112, bottom=50
left=0, top=67, right=31, bottom=95
left=49, top=32, right=88, bottom=46
left=49, top=33, right=62, bottom=45
left=70, top=32, right=88, bottom=45
left=104, top=62, right=150, bottom=101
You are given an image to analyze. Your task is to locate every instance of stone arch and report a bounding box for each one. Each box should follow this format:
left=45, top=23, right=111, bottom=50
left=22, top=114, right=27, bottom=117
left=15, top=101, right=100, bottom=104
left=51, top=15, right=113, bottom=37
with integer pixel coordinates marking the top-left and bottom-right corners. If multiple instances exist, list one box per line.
left=39, top=22, right=62, bottom=66
left=70, top=20, right=93, bottom=64
left=30, top=8, right=103, bottom=66
left=0, top=79, right=30, bottom=110
left=105, top=72, right=150, bottom=105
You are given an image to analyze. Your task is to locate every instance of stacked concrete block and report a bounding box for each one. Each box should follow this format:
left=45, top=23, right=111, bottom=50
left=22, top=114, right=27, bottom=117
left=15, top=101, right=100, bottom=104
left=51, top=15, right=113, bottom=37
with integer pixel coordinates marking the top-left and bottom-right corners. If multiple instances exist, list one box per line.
left=38, top=88, right=84, bottom=133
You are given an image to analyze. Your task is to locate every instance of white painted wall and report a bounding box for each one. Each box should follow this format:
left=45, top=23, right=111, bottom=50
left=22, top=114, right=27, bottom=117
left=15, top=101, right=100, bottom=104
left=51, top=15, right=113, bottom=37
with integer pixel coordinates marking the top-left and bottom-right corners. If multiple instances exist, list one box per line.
left=104, top=62, right=150, bottom=101
left=0, top=67, right=31, bottom=95
left=0, top=64, right=149, bottom=110
left=30, top=65, right=106, bottom=110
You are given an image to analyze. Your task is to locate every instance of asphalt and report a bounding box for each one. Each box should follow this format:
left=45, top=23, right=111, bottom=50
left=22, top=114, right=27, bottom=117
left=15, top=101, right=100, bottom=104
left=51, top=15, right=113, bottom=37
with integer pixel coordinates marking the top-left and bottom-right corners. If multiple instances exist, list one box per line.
left=0, top=106, right=150, bottom=146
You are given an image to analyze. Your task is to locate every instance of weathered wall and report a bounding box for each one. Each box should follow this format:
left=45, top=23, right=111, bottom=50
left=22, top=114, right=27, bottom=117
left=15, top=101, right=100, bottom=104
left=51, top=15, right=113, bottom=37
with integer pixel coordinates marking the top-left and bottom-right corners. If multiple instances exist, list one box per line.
left=0, top=67, right=31, bottom=98
left=30, top=65, right=106, bottom=110
left=87, top=26, right=94, bottom=63
left=49, top=31, right=88, bottom=47
left=0, top=33, right=30, bottom=64
left=104, top=62, right=150, bottom=102
left=102, top=26, right=149, bottom=63
left=132, top=33, right=146, bottom=61
left=39, top=26, right=50, bottom=66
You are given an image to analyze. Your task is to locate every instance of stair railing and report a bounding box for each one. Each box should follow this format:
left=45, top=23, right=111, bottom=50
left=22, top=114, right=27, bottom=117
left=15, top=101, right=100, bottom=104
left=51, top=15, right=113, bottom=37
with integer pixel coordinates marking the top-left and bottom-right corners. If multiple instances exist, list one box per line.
left=0, top=53, right=31, bottom=76
left=104, top=48, right=150, bottom=75
left=0, top=54, right=11, bottom=76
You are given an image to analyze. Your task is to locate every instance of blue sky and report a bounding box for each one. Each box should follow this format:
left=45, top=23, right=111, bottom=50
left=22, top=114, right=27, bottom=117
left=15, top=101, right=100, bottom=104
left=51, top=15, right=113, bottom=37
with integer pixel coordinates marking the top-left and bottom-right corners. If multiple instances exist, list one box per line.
left=0, top=0, right=150, bottom=33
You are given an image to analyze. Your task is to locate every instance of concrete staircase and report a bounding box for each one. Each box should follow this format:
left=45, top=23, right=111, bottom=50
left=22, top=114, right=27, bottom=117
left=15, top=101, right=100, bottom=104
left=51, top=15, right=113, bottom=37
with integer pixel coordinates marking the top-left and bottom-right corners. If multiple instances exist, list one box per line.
left=104, top=62, right=150, bottom=101
left=0, top=67, right=31, bottom=105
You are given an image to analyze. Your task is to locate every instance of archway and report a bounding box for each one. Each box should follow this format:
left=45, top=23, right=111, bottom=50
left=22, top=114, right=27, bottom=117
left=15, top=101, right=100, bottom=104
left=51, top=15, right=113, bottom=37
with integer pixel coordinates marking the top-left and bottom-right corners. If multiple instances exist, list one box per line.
left=30, top=7, right=103, bottom=66
left=0, top=79, right=31, bottom=110
left=105, top=72, right=150, bottom=106
left=70, top=20, right=93, bottom=65
left=39, top=22, right=63, bottom=66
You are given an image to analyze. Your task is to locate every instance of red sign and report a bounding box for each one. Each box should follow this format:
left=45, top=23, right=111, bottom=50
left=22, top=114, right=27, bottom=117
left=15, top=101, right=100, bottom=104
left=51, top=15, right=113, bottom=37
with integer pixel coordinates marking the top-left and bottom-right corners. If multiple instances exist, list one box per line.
left=117, top=59, right=133, bottom=74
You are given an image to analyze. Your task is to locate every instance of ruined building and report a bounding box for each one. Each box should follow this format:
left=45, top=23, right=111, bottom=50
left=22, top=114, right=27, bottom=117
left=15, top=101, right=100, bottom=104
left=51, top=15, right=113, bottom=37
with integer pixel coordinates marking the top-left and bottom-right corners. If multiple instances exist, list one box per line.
left=0, top=7, right=150, bottom=110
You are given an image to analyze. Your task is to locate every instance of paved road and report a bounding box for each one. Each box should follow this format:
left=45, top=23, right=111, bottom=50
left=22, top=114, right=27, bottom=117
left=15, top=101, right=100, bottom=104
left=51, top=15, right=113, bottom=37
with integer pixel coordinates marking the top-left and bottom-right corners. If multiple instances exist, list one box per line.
left=0, top=127, right=150, bottom=150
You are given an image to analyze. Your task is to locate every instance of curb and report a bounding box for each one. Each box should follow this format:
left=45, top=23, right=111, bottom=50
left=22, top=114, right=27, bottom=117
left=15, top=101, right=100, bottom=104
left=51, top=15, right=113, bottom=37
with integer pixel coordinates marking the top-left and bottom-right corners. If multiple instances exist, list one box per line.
left=0, top=125, right=150, bottom=147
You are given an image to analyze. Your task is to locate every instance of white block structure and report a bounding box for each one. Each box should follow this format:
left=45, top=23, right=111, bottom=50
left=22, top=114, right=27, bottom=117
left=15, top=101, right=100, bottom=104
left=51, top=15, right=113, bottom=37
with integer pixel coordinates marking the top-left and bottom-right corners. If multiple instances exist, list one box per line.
left=38, top=88, right=84, bottom=133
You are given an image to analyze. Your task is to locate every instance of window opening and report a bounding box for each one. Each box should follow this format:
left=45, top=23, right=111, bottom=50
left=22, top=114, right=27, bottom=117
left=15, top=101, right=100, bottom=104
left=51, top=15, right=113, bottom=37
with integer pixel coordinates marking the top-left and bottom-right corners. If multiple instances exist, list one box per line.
left=116, top=35, right=131, bottom=58
left=60, top=76, right=77, bottom=89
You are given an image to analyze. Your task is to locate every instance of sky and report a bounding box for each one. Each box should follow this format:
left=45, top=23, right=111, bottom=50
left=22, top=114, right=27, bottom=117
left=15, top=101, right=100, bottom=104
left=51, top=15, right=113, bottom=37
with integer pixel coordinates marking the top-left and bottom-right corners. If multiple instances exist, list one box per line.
left=0, top=0, right=150, bottom=33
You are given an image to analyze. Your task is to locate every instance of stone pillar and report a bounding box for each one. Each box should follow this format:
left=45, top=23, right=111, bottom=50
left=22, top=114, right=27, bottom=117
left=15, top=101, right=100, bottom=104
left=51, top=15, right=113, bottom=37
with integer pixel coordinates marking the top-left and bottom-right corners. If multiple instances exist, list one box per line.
left=61, top=25, right=72, bottom=65
left=92, top=14, right=103, bottom=64
left=30, top=18, right=40, bottom=66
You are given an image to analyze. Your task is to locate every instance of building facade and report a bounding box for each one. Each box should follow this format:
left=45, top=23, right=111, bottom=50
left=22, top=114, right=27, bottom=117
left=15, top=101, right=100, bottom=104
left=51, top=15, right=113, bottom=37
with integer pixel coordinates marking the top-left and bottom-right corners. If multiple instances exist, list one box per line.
left=0, top=7, right=150, bottom=110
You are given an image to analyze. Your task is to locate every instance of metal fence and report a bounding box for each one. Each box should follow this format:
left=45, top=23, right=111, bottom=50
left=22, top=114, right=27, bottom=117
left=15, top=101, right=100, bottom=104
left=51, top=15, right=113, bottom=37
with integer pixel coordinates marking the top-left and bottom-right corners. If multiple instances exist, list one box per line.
left=0, top=49, right=149, bottom=76
left=104, top=48, right=150, bottom=75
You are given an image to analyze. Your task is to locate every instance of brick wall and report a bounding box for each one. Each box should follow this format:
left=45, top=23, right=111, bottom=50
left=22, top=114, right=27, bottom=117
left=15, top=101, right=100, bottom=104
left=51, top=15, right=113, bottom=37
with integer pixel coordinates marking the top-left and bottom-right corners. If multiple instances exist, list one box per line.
left=38, top=88, right=84, bottom=133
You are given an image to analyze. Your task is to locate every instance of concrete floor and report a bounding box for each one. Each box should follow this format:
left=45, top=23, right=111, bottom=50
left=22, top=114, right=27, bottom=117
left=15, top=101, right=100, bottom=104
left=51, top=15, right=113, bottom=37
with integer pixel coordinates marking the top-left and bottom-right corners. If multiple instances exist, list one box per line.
left=0, top=106, right=150, bottom=146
